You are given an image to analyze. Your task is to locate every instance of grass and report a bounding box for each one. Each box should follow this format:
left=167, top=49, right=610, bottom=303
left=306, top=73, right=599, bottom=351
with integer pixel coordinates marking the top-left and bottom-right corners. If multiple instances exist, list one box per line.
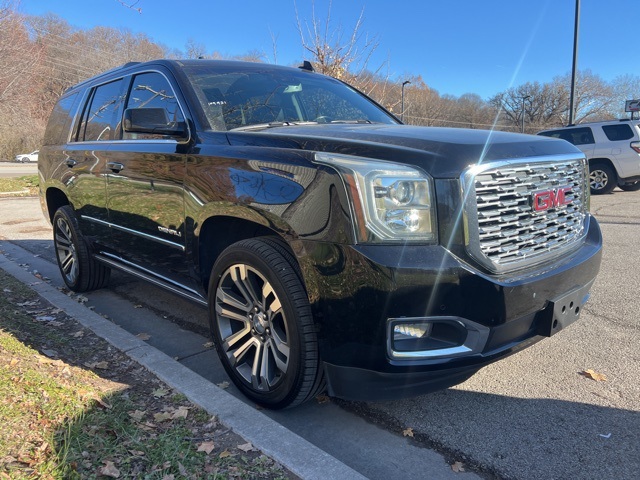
left=0, top=270, right=295, bottom=479
left=0, top=175, right=39, bottom=195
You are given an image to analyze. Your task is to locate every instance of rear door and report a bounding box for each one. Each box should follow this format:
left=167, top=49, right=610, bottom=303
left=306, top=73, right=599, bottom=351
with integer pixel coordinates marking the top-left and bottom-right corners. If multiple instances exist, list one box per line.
left=65, top=78, right=127, bottom=242
left=600, top=123, right=639, bottom=178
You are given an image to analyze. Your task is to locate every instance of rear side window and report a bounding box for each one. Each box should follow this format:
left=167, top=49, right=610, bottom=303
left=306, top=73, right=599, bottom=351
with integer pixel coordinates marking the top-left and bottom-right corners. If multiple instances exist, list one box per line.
left=602, top=124, right=634, bottom=141
left=539, top=127, right=594, bottom=145
left=78, top=79, right=126, bottom=142
left=123, top=72, right=184, bottom=140
left=43, top=92, right=79, bottom=145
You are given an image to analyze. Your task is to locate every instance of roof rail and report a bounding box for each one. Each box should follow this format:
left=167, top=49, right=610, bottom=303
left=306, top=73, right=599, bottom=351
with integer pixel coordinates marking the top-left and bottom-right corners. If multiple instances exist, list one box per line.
left=63, top=61, right=143, bottom=93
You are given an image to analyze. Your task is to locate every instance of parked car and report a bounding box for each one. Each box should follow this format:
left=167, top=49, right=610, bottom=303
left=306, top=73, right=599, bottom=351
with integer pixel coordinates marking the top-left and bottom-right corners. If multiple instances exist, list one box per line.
left=38, top=60, right=602, bottom=408
left=14, top=150, right=39, bottom=163
left=538, top=120, right=640, bottom=194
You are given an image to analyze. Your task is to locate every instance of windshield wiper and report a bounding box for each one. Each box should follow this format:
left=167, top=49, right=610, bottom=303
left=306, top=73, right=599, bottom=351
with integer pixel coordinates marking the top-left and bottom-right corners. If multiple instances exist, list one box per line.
left=329, top=119, right=374, bottom=124
left=229, top=121, right=320, bottom=132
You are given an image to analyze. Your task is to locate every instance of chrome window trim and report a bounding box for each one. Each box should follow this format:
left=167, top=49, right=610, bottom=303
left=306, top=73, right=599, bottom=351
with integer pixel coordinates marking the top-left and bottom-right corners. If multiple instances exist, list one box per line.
left=81, top=215, right=185, bottom=251
left=68, top=68, right=191, bottom=144
left=460, top=153, right=589, bottom=274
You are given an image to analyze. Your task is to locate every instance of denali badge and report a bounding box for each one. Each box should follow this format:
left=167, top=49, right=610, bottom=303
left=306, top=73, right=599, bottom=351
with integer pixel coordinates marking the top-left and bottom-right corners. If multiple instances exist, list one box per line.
left=532, top=186, right=572, bottom=212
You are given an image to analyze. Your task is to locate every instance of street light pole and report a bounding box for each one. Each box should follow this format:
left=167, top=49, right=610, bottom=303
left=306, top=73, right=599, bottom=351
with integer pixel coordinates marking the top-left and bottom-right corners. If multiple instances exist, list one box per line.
left=401, top=80, right=411, bottom=123
left=569, top=0, right=581, bottom=126
left=521, top=95, right=530, bottom=133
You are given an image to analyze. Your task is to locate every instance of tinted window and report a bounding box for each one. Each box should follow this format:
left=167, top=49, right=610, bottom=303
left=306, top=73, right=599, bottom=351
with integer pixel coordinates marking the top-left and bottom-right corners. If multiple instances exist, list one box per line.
left=539, top=127, right=594, bottom=145
left=602, top=124, right=634, bottom=141
left=123, top=72, right=185, bottom=140
left=78, top=79, right=126, bottom=142
left=43, top=92, right=79, bottom=145
left=183, top=65, right=397, bottom=131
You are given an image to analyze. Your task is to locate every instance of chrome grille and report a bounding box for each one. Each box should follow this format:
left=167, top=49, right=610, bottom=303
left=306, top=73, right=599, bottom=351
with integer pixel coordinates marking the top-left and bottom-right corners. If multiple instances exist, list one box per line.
left=463, top=155, right=588, bottom=273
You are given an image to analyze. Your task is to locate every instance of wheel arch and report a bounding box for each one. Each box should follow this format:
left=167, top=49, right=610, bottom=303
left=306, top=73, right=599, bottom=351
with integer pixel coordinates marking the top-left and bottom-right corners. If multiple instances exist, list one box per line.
left=44, top=186, right=70, bottom=223
left=197, top=214, right=295, bottom=293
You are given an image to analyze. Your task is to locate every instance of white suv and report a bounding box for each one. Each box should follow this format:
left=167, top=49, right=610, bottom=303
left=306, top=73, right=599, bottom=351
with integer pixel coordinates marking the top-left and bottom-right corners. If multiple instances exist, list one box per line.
left=538, top=120, right=640, bottom=194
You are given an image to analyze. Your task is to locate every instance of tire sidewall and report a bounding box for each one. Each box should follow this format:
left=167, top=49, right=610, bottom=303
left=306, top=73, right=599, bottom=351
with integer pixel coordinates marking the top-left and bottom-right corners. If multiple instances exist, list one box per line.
left=208, top=242, right=307, bottom=408
left=53, top=207, right=82, bottom=290
left=619, top=181, right=640, bottom=192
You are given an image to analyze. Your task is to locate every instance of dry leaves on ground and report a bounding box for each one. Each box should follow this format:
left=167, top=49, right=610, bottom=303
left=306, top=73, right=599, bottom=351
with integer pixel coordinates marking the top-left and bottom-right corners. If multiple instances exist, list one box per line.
left=580, top=369, right=607, bottom=382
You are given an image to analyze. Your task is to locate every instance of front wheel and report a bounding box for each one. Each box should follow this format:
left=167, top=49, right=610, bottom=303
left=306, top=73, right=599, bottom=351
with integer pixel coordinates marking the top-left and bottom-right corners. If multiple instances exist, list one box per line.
left=589, top=163, right=617, bottom=195
left=619, top=181, right=640, bottom=192
left=208, top=237, right=324, bottom=409
left=53, top=205, right=110, bottom=292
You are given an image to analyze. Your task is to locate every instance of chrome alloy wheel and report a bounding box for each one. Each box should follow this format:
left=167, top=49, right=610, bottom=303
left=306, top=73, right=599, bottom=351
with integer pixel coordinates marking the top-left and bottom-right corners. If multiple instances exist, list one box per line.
left=54, top=216, right=79, bottom=284
left=215, top=263, right=290, bottom=391
left=589, top=168, right=609, bottom=191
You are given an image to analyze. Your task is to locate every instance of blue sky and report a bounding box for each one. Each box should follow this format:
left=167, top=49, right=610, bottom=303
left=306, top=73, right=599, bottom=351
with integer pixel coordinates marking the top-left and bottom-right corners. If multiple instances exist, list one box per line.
left=18, top=0, right=640, bottom=99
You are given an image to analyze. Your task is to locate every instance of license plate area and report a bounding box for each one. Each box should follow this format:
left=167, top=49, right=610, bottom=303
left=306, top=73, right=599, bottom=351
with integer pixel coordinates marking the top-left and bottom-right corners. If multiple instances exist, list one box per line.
left=537, top=284, right=592, bottom=337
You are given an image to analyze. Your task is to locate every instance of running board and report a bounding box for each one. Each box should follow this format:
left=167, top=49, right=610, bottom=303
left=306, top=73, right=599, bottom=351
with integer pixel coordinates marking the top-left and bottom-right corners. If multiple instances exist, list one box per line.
left=94, top=253, right=208, bottom=307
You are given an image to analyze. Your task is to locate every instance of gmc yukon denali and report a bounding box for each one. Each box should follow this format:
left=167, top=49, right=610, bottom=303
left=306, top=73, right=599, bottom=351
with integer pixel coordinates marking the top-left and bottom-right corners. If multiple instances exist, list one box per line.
left=38, top=60, right=602, bottom=408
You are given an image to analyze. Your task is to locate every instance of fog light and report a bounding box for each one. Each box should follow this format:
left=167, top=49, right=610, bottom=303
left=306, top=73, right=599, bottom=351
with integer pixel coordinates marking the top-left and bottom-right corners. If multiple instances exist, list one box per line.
left=393, top=322, right=432, bottom=340
left=387, top=317, right=490, bottom=359
left=392, top=320, right=435, bottom=352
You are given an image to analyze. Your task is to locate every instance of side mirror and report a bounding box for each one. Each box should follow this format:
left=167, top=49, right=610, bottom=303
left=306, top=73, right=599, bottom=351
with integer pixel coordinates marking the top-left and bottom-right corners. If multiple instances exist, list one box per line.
left=123, top=108, right=187, bottom=137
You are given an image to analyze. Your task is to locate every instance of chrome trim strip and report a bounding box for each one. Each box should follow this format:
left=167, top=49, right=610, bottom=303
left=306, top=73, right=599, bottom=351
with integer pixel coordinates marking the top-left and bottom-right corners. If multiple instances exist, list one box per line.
left=95, top=252, right=207, bottom=306
left=387, top=316, right=490, bottom=360
left=81, top=216, right=185, bottom=251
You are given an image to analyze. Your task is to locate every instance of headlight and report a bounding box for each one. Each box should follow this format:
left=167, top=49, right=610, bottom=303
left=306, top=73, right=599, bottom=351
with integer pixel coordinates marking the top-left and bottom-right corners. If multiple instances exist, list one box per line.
left=314, top=153, right=437, bottom=243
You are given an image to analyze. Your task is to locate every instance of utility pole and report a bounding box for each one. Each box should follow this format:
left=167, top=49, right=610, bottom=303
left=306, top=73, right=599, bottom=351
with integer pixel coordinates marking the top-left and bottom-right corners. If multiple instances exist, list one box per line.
left=401, top=80, right=411, bottom=123
left=568, top=0, right=581, bottom=126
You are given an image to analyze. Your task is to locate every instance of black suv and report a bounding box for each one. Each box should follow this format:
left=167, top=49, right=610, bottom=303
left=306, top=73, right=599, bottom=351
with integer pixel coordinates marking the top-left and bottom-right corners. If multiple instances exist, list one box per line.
left=39, top=60, right=602, bottom=408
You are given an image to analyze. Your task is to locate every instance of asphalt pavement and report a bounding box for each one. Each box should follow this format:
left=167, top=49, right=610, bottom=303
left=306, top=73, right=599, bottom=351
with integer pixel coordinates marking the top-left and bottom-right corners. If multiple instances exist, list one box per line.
left=0, top=181, right=638, bottom=479
left=0, top=161, right=37, bottom=178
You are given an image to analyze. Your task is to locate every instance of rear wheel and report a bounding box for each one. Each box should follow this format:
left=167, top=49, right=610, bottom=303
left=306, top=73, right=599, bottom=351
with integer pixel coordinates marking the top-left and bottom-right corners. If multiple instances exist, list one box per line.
left=208, top=237, right=324, bottom=409
left=589, top=163, right=616, bottom=194
left=619, top=181, right=640, bottom=192
left=53, top=205, right=110, bottom=292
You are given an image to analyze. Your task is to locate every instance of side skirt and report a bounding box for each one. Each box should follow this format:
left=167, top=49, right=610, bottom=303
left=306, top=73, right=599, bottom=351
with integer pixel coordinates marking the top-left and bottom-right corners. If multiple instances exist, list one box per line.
left=94, top=252, right=208, bottom=307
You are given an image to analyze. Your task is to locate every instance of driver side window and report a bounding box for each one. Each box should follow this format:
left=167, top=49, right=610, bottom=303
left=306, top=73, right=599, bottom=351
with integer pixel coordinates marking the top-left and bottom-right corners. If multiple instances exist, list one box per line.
left=123, top=72, right=184, bottom=140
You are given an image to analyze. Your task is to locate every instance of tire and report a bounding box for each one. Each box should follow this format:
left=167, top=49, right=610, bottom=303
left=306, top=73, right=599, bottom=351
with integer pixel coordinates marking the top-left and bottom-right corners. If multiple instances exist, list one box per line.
left=619, top=181, right=640, bottom=192
left=589, top=163, right=616, bottom=195
left=208, top=237, right=324, bottom=409
left=53, top=205, right=110, bottom=292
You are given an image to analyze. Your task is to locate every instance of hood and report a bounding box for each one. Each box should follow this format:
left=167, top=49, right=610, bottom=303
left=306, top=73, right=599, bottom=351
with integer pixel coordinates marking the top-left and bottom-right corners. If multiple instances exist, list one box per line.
left=225, top=124, right=582, bottom=178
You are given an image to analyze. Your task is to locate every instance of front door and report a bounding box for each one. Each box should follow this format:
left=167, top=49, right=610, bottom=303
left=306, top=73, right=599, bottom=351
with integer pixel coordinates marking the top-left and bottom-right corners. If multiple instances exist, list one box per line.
left=105, top=71, right=192, bottom=290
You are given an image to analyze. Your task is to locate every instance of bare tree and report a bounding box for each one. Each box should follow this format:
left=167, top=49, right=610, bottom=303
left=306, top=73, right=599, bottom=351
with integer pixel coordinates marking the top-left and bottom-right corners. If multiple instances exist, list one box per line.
left=294, top=0, right=385, bottom=96
left=491, top=71, right=617, bottom=132
left=0, top=1, right=44, bottom=158
left=611, top=74, right=640, bottom=118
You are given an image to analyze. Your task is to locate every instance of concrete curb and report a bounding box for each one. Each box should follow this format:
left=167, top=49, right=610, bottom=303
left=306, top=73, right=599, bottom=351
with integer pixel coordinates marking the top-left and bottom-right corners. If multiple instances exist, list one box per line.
left=0, top=252, right=367, bottom=480
left=0, top=189, right=30, bottom=196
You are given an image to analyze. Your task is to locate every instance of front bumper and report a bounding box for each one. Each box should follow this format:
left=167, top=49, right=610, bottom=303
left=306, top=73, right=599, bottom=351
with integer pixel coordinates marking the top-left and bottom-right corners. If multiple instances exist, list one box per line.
left=299, top=215, right=602, bottom=401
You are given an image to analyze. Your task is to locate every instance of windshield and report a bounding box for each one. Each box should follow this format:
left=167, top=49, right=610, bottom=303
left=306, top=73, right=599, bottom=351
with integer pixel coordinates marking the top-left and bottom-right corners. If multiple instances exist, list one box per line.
left=182, top=64, right=398, bottom=131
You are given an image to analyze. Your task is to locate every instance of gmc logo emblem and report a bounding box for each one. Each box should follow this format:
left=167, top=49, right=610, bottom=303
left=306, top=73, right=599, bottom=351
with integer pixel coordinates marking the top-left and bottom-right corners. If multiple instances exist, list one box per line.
left=532, top=186, right=572, bottom=212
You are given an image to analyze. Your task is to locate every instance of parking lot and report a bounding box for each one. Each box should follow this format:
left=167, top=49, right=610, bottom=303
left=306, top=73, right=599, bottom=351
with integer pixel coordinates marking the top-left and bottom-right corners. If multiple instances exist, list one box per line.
left=0, top=183, right=638, bottom=479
